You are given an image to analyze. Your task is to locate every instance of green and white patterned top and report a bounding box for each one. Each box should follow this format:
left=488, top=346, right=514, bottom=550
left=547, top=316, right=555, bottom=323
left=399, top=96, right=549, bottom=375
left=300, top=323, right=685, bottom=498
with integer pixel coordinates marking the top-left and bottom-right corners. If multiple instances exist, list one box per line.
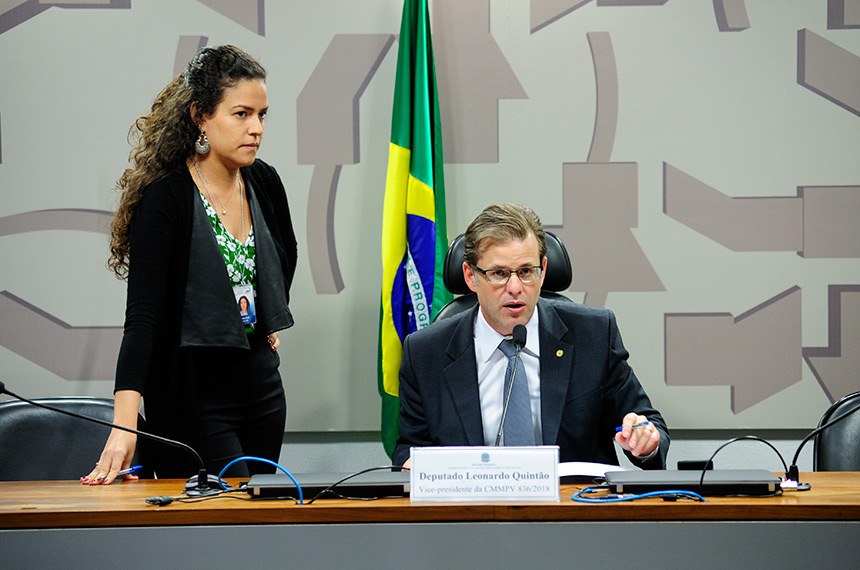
left=199, top=191, right=256, bottom=286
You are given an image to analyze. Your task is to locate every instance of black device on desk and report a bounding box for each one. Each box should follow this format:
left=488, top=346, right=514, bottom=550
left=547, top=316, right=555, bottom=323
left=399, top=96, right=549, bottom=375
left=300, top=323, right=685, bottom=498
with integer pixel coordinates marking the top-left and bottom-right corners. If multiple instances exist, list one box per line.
left=247, top=471, right=411, bottom=499
left=604, top=469, right=782, bottom=496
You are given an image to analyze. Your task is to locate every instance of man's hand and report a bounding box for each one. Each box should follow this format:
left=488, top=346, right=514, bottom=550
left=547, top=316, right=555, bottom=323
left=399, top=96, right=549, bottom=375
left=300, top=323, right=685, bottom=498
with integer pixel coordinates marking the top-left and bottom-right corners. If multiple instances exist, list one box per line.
left=614, top=412, right=660, bottom=457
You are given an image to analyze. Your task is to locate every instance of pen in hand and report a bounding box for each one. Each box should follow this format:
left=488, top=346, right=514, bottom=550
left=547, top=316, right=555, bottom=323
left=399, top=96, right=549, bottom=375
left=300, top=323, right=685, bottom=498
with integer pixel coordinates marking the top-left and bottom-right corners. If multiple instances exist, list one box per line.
left=614, top=421, right=649, bottom=433
left=118, top=465, right=143, bottom=476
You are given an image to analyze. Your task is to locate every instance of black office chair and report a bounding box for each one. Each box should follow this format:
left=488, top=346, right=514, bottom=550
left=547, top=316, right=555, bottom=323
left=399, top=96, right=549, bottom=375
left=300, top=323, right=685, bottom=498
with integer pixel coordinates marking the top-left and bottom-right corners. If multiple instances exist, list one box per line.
left=813, top=391, right=860, bottom=471
left=435, top=231, right=574, bottom=321
left=0, top=396, right=149, bottom=480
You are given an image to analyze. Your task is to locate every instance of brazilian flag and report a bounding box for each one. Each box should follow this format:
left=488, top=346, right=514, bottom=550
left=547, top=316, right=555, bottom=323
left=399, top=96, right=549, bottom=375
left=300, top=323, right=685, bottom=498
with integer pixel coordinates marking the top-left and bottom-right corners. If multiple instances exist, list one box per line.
left=378, top=0, right=451, bottom=458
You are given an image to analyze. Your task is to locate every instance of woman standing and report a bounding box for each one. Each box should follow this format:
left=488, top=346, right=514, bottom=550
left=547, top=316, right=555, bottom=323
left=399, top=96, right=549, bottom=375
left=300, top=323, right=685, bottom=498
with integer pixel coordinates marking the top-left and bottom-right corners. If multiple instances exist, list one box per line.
left=83, top=45, right=296, bottom=483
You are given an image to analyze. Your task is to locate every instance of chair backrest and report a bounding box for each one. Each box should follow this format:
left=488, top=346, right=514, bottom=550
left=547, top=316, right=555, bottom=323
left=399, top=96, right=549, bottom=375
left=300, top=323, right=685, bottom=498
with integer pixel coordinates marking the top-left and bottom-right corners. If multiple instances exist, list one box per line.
left=435, top=231, right=574, bottom=321
left=813, top=391, right=860, bottom=471
left=0, top=397, right=148, bottom=481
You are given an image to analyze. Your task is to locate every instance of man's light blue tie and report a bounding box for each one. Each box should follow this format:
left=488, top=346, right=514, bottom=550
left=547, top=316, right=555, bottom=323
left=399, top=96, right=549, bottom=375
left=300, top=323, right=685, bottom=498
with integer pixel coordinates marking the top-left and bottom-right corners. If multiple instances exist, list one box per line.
left=498, top=339, right=535, bottom=446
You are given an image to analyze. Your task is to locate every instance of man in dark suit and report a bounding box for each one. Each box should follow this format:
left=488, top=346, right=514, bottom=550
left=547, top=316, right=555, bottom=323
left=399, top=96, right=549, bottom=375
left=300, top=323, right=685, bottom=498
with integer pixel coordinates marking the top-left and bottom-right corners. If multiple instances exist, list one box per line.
left=393, top=203, right=668, bottom=469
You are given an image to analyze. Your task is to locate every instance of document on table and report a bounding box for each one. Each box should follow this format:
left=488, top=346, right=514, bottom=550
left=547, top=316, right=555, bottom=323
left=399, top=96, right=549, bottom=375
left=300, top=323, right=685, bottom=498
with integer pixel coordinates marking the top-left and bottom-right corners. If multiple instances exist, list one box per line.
left=559, top=462, right=627, bottom=480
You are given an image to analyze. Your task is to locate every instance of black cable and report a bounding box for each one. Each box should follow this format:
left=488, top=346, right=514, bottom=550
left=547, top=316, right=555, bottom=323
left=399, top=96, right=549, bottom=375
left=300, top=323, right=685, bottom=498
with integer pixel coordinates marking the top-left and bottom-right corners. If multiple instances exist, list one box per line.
left=316, top=492, right=407, bottom=501
left=305, top=465, right=409, bottom=504
left=698, top=435, right=787, bottom=491
left=145, top=488, right=251, bottom=506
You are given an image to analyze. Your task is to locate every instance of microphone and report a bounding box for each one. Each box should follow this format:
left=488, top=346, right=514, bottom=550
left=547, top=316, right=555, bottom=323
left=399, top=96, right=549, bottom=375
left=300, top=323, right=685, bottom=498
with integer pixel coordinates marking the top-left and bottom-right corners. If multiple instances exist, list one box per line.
left=784, top=399, right=860, bottom=489
left=511, top=323, right=527, bottom=350
left=494, top=324, right=527, bottom=446
left=0, top=380, right=220, bottom=497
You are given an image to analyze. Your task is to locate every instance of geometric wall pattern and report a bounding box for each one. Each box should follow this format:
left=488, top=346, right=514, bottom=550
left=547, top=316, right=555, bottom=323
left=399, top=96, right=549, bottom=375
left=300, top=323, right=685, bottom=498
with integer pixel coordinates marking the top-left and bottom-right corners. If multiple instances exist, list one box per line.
left=1, top=1, right=857, bottom=430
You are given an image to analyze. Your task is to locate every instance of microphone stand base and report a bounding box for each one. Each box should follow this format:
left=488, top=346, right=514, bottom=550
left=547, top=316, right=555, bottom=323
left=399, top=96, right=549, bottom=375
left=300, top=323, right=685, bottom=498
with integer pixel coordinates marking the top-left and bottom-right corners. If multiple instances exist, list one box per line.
left=184, top=470, right=223, bottom=497
left=185, top=485, right=223, bottom=497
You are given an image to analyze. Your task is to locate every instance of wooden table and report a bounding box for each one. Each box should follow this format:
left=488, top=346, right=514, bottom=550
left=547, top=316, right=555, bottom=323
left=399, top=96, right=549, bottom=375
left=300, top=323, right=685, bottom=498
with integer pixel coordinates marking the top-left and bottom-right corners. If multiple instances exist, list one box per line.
left=1, top=472, right=859, bottom=569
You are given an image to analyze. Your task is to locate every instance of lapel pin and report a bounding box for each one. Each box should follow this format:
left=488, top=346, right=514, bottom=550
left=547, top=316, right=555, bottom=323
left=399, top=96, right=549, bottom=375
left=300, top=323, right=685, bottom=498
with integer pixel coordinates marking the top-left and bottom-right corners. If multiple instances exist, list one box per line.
left=556, top=349, right=564, bottom=357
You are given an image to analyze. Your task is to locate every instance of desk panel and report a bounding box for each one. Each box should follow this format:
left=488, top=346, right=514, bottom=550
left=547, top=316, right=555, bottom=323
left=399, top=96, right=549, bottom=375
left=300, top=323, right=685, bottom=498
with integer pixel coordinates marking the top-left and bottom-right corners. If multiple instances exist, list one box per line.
left=2, top=521, right=859, bottom=570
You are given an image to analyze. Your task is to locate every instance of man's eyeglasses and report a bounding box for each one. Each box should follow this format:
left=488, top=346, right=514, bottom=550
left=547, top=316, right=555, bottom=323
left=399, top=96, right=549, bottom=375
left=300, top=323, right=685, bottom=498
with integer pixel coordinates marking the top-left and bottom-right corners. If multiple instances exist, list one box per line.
left=473, top=265, right=543, bottom=285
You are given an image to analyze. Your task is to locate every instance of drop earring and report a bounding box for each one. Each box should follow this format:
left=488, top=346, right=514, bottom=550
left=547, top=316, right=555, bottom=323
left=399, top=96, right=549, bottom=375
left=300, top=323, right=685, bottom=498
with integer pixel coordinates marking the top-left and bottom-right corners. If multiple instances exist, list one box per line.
left=195, top=129, right=210, bottom=154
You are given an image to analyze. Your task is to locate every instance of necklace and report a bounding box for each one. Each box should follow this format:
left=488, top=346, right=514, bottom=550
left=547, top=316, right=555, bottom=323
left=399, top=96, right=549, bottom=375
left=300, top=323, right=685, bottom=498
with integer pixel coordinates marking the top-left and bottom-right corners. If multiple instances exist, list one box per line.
left=238, top=176, right=247, bottom=242
left=194, top=160, right=239, bottom=216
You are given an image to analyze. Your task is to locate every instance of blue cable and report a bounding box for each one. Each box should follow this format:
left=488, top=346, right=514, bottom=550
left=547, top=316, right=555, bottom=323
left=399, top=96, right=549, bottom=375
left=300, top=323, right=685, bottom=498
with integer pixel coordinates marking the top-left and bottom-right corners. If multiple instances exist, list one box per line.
left=572, top=486, right=705, bottom=503
left=217, top=456, right=304, bottom=504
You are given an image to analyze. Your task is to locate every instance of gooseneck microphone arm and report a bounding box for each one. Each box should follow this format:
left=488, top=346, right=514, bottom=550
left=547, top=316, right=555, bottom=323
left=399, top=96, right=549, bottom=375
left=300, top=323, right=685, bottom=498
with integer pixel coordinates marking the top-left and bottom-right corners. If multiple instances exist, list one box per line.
left=494, top=324, right=527, bottom=447
left=0, top=380, right=218, bottom=496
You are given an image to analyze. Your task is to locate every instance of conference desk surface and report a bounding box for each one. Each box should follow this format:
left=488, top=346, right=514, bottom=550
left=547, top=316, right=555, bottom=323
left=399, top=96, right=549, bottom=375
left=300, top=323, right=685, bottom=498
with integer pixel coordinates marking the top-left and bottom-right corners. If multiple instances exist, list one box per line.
left=1, top=471, right=858, bottom=529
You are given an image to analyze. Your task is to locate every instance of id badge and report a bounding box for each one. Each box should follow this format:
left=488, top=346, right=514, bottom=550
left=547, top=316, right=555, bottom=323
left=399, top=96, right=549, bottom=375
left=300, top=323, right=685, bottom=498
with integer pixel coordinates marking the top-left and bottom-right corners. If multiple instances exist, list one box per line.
left=234, top=284, right=257, bottom=326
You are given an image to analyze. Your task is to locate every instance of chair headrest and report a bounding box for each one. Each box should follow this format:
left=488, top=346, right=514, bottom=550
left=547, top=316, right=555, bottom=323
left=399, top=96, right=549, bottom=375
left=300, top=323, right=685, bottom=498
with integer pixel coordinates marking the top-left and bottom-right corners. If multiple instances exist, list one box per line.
left=443, top=231, right=573, bottom=295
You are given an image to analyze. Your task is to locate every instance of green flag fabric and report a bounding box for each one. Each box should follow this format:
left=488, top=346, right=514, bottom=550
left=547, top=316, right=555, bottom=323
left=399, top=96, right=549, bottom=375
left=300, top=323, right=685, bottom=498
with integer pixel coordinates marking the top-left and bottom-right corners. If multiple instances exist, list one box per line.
left=378, top=0, right=451, bottom=458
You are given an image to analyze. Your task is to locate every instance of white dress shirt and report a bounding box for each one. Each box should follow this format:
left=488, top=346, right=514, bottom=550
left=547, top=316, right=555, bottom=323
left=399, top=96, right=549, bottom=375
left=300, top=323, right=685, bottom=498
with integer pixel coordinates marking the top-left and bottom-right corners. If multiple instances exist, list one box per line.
left=474, top=308, right=542, bottom=446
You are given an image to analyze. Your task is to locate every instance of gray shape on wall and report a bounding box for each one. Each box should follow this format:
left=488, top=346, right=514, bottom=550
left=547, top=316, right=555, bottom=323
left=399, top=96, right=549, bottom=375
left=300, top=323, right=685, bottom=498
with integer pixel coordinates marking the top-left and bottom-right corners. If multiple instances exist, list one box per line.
left=0, top=291, right=121, bottom=382
left=713, top=0, right=750, bottom=32
left=0, top=210, right=118, bottom=380
left=0, top=0, right=129, bottom=35
left=297, top=35, right=394, bottom=166
left=798, top=28, right=860, bottom=117
left=307, top=163, right=344, bottom=295
left=195, top=0, right=265, bottom=36
left=803, top=285, right=860, bottom=401
left=596, top=0, right=668, bottom=5
left=434, top=0, right=527, bottom=164
left=586, top=32, right=618, bottom=163
left=529, top=0, right=668, bottom=34
left=828, top=0, right=860, bottom=29
left=0, top=209, right=112, bottom=237
left=665, top=286, right=803, bottom=413
left=174, top=36, right=209, bottom=76
left=798, top=186, right=860, bottom=258
left=296, top=34, right=395, bottom=294
left=0, top=1, right=49, bottom=35
left=547, top=162, right=664, bottom=307
left=663, top=163, right=804, bottom=252
left=530, top=0, right=591, bottom=34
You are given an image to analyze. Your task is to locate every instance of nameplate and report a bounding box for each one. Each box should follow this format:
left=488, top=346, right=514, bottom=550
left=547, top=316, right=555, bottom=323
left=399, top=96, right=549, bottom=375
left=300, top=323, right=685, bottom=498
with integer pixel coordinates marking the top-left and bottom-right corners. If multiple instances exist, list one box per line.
left=409, top=446, right=559, bottom=503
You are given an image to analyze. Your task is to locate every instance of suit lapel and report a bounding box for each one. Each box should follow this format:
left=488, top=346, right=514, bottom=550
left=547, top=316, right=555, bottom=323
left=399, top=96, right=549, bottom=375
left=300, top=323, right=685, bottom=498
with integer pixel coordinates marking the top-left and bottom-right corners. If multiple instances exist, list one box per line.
left=443, top=307, right=485, bottom=446
left=538, top=301, right=575, bottom=446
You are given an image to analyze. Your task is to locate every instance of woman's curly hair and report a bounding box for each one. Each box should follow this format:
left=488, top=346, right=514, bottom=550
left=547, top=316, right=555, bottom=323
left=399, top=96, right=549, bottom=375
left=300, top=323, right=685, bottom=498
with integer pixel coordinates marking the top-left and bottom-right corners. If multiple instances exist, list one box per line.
left=108, top=45, right=266, bottom=279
